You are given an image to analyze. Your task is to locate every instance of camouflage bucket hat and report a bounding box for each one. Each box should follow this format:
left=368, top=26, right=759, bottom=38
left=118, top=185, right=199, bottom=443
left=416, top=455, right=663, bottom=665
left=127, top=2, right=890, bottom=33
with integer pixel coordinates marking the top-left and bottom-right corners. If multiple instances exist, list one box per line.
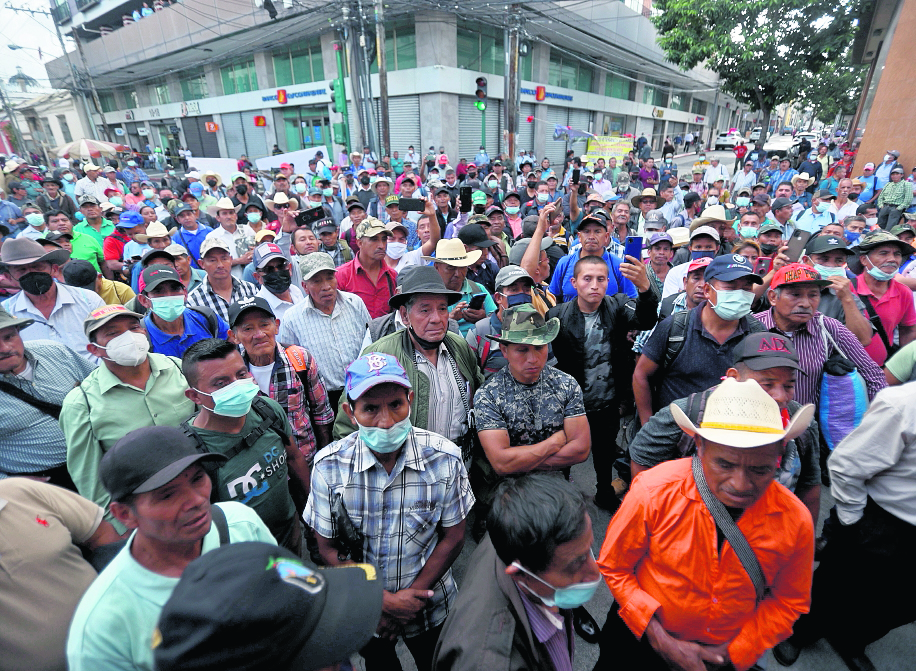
left=486, top=304, right=560, bottom=346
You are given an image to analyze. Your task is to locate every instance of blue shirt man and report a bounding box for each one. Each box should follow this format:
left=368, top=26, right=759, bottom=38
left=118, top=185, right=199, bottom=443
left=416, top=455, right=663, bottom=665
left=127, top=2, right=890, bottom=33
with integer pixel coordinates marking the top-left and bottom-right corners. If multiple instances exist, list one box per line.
left=171, top=204, right=212, bottom=268
left=0, top=198, right=22, bottom=232
left=549, top=214, right=637, bottom=303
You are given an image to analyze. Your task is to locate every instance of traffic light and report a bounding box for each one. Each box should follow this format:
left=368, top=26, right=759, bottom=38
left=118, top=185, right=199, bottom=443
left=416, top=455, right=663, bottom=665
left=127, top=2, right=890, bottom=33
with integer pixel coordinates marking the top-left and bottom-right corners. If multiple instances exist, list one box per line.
left=475, top=77, right=487, bottom=112
left=329, top=79, right=345, bottom=114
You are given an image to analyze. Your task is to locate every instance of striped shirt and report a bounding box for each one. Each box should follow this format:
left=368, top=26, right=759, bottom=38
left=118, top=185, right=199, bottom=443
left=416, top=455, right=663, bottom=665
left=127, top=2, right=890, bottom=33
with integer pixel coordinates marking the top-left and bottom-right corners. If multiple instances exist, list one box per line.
left=413, top=344, right=468, bottom=442
left=278, top=290, right=371, bottom=392
left=304, top=427, right=475, bottom=637
left=186, top=276, right=258, bottom=323
left=517, top=587, right=574, bottom=671
left=0, top=341, right=96, bottom=476
left=2, top=282, right=105, bottom=361
left=753, top=309, right=887, bottom=406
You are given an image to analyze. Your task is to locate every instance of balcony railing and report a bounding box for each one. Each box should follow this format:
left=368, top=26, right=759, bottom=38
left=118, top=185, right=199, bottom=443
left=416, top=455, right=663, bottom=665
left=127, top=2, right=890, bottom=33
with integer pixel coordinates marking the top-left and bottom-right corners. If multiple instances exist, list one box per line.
left=51, top=2, right=72, bottom=23
left=75, top=0, right=100, bottom=10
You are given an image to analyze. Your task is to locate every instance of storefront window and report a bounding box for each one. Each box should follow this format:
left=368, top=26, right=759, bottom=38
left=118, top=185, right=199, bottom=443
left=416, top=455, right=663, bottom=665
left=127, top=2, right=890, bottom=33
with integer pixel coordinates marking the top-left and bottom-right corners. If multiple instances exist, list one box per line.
left=221, top=60, right=258, bottom=95
left=548, top=53, right=593, bottom=93
left=179, top=69, right=209, bottom=101
left=282, top=107, right=330, bottom=152
left=370, top=20, right=416, bottom=73
left=274, top=38, right=325, bottom=87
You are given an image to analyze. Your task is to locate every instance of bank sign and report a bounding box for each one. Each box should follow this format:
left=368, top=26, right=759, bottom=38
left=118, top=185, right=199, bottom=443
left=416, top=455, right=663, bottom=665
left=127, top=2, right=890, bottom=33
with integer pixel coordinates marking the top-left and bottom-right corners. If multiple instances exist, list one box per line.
left=262, top=87, right=328, bottom=104
left=521, top=86, right=574, bottom=102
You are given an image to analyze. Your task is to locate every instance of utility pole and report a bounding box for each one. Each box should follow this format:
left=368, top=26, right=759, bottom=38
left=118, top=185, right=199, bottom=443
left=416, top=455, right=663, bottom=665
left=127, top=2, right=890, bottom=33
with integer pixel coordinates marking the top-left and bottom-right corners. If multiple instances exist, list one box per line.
left=2, top=3, right=98, bottom=140
left=355, top=0, right=379, bottom=156
left=342, top=6, right=367, bottom=151
left=72, top=28, right=111, bottom=141
left=0, top=82, right=24, bottom=155
left=709, top=81, right=720, bottom=150
left=374, top=0, right=390, bottom=158
left=504, top=5, right=521, bottom=180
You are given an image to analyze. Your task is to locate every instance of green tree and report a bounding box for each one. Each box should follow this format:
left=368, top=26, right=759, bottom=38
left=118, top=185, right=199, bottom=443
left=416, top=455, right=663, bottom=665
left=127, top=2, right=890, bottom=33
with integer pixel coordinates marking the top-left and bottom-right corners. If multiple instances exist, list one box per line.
left=652, top=0, right=867, bottom=145
left=799, top=58, right=868, bottom=126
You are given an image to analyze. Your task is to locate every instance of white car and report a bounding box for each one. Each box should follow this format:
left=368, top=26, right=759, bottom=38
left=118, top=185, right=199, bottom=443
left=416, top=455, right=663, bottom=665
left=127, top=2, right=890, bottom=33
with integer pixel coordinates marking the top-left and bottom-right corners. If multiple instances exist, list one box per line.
left=749, top=127, right=763, bottom=142
left=714, top=132, right=743, bottom=150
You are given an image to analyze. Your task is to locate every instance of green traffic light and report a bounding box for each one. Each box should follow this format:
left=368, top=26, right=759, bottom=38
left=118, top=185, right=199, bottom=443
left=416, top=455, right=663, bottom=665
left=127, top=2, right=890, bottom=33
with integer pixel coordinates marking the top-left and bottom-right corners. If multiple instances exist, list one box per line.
left=475, top=100, right=486, bottom=112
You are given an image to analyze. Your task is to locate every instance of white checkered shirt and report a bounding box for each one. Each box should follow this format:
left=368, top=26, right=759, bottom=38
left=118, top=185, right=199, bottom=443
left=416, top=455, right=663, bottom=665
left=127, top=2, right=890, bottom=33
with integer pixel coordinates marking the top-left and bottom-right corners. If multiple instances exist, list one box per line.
left=277, top=290, right=371, bottom=391
left=305, top=427, right=475, bottom=636
left=186, top=276, right=258, bottom=323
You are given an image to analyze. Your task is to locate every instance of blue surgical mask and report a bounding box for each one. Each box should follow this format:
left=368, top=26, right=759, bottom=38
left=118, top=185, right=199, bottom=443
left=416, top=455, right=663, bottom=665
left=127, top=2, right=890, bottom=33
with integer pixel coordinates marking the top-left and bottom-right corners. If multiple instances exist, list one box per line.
left=294, top=183, right=307, bottom=194
left=735, top=197, right=751, bottom=208
left=505, top=206, right=520, bottom=215
left=845, top=230, right=860, bottom=244
left=511, top=557, right=601, bottom=609
left=149, top=295, right=186, bottom=321
left=25, top=213, right=44, bottom=227
left=865, top=254, right=898, bottom=281
left=536, top=192, right=549, bottom=203
left=815, top=202, right=830, bottom=214
left=739, top=226, right=757, bottom=238
left=195, top=378, right=259, bottom=417
left=323, top=188, right=333, bottom=197
left=246, top=212, right=261, bottom=224
left=710, top=288, right=755, bottom=320
left=813, top=264, right=846, bottom=279
left=488, top=180, right=498, bottom=189
left=108, top=196, right=123, bottom=208
left=505, top=292, right=532, bottom=307
left=357, top=416, right=412, bottom=454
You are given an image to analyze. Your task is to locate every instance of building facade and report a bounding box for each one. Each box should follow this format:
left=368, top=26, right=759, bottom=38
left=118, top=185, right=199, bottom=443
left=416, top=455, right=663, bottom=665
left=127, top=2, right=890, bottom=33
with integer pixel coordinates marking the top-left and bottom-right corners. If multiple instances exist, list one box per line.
left=45, top=0, right=744, bottom=165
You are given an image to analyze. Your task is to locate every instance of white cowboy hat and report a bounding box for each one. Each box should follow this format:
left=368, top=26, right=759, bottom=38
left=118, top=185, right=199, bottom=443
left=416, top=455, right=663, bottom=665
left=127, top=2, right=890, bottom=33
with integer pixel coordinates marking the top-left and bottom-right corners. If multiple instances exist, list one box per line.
left=422, top=238, right=482, bottom=267
left=792, top=172, right=816, bottom=187
left=206, top=197, right=242, bottom=217
left=689, top=205, right=731, bottom=231
left=671, top=377, right=814, bottom=449
left=264, top=192, right=299, bottom=211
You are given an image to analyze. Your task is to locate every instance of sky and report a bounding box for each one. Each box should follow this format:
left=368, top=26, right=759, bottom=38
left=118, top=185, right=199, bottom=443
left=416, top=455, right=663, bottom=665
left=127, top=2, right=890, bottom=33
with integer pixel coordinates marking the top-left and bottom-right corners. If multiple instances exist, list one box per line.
left=0, top=3, right=68, bottom=99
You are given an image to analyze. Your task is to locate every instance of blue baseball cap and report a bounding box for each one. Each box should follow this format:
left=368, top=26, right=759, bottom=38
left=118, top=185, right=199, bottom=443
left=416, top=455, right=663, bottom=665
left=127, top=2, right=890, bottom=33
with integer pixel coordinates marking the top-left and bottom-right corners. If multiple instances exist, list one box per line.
left=704, top=253, right=763, bottom=284
left=188, top=182, right=204, bottom=196
left=252, top=242, right=286, bottom=270
left=115, top=210, right=145, bottom=229
left=345, top=353, right=412, bottom=400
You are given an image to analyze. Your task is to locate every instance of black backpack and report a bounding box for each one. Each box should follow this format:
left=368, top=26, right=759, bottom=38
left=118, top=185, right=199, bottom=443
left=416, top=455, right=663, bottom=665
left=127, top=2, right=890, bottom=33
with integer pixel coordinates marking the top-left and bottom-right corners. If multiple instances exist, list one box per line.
left=662, top=309, right=765, bottom=370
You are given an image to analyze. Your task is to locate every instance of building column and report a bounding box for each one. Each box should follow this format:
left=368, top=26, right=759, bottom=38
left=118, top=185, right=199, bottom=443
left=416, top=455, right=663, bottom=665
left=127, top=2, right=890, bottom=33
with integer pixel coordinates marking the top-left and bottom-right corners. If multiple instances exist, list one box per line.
left=416, top=13, right=457, bottom=159
left=531, top=42, right=550, bottom=159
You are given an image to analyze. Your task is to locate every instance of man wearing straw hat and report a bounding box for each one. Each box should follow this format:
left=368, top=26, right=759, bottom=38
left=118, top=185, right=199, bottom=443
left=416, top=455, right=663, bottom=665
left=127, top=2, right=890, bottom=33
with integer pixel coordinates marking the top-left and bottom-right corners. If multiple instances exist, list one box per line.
left=596, top=377, right=815, bottom=671
left=204, top=197, right=255, bottom=280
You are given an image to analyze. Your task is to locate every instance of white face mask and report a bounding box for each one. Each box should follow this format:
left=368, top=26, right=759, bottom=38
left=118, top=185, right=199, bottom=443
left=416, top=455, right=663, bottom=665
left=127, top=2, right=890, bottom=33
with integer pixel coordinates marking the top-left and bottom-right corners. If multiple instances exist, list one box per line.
left=387, top=241, right=407, bottom=258
left=865, top=217, right=878, bottom=228
left=99, top=330, right=149, bottom=367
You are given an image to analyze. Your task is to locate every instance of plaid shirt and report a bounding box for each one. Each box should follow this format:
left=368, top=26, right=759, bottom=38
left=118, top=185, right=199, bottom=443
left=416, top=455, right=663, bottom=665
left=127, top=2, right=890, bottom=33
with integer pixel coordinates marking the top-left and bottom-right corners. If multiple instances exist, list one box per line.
left=305, top=427, right=475, bottom=636
left=877, top=178, right=912, bottom=209
left=244, top=344, right=334, bottom=462
left=186, top=276, right=258, bottom=322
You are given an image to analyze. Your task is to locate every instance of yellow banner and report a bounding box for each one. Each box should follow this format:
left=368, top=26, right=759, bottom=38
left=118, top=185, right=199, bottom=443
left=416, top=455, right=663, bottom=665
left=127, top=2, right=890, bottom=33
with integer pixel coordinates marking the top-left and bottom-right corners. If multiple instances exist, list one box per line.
left=585, top=136, right=632, bottom=164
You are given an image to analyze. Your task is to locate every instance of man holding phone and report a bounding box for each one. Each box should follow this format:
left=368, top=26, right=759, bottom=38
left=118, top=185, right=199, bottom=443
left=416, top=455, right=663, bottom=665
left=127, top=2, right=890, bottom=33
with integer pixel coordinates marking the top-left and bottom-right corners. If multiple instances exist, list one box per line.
left=425, top=238, right=498, bottom=335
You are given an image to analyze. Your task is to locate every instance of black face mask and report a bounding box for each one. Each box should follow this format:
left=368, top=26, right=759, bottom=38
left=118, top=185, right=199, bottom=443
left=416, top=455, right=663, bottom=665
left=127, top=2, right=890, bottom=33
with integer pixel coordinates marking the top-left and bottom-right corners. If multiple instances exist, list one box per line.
left=759, top=243, right=779, bottom=256
left=360, top=176, right=371, bottom=186
left=849, top=192, right=860, bottom=201
left=262, top=269, right=292, bottom=294
left=409, top=325, right=444, bottom=351
left=19, top=271, right=54, bottom=295
left=468, top=171, right=477, bottom=178
left=426, top=160, right=435, bottom=168
left=235, top=184, right=248, bottom=195
left=473, top=204, right=486, bottom=214
left=206, top=179, right=218, bottom=187
left=527, top=181, right=537, bottom=189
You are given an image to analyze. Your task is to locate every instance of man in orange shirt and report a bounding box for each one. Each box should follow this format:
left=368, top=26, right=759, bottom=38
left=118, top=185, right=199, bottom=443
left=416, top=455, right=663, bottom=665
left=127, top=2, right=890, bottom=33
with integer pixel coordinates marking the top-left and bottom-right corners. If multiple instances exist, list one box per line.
left=596, top=377, right=816, bottom=671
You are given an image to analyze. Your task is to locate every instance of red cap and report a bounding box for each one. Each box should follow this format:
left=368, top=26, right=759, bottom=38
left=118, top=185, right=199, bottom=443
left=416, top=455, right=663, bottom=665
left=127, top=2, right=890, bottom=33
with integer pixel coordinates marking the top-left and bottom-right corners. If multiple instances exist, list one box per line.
left=770, top=262, right=831, bottom=289
left=438, top=155, right=448, bottom=164
left=467, top=163, right=476, bottom=169
left=279, top=162, right=292, bottom=170
left=687, top=256, right=713, bottom=273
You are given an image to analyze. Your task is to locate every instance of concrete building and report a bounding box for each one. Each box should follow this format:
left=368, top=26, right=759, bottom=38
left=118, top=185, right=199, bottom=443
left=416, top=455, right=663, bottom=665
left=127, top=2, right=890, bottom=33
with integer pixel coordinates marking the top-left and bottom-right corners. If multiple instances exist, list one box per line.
left=851, top=0, right=915, bottom=169
left=45, top=0, right=744, bottom=166
left=14, top=91, right=92, bottom=162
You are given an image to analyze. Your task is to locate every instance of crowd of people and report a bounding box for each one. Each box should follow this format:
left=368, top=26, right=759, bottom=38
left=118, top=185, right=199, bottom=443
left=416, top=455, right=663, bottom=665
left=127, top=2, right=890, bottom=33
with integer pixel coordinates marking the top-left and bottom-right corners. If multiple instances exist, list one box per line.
left=2, top=132, right=916, bottom=671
